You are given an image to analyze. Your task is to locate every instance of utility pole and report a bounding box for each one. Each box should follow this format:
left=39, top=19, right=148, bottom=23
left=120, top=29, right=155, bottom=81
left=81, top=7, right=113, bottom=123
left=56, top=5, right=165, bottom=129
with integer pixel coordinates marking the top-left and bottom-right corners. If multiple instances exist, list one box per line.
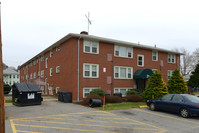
left=0, top=1, right=5, bottom=133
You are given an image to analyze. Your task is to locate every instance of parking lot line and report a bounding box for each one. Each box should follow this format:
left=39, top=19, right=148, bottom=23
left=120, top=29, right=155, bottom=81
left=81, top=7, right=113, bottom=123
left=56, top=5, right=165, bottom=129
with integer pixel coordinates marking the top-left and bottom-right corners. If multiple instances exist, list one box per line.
left=15, top=119, right=159, bottom=131
left=10, top=119, right=17, bottom=133
left=105, top=111, right=167, bottom=133
left=16, top=130, right=43, bottom=133
left=10, top=110, right=167, bottom=133
left=133, top=108, right=199, bottom=125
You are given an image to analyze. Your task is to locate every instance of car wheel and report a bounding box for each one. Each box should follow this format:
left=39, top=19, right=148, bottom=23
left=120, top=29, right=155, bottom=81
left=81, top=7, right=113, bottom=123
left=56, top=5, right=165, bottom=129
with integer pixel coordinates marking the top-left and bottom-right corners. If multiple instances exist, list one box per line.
left=149, top=103, right=156, bottom=111
left=180, top=108, right=190, bottom=118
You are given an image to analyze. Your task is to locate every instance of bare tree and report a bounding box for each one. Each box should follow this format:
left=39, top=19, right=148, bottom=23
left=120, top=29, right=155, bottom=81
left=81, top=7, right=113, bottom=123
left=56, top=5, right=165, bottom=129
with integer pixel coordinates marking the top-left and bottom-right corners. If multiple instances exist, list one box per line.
left=173, top=48, right=194, bottom=76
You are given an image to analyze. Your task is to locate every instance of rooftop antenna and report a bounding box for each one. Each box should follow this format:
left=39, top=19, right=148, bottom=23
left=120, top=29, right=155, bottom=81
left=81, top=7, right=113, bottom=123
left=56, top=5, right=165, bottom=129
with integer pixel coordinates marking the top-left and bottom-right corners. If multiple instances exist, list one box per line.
left=85, top=12, right=92, bottom=34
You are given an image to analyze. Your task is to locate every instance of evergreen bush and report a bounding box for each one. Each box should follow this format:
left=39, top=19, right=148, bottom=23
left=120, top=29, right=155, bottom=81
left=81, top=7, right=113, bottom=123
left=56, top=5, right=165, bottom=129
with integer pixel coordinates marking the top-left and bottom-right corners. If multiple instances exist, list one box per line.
left=188, top=63, right=199, bottom=88
left=90, top=89, right=105, bottom=97
left=126, top=89, right=139, bottom=95
left=168, top=69, right=188, bottom=94
left=143, top=71, right=168, bottom=101
left=4, top=85, right=11, bottom=94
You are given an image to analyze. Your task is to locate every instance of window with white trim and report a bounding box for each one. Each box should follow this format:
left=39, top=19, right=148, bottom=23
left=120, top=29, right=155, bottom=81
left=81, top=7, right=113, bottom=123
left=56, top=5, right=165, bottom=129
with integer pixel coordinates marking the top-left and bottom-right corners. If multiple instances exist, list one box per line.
left=56, top=46, right=60, bottom=52
left=41, top=55, right=44, bottom=61
left=40, top=86, right=44, bottom=94
left=50, top=68, right=53, bottom=76
left=114, top=45, right=133, bottom=58
left=137, top=54, right=144, bottom=67
left=114, top=66, right=133, bottom=79
left=83, top=40, right=99, bottom=54
left=152, top=69, right=158, bottom=73
left=33, top=60, right=36, bottom=65
left=152, top=51, right=158, bottom=61
left=56, top=87, right=60, bottom=94
left=45, top=58, right=48, bottom=68
left=38, top=71, right=40, bottom=77
left=56, top=66, right=60, bottom=73
left=83, top=87, right=100, bottom=98
left=50, top=50, right=53, bottom=57
left=114, top=88, right=133, bottom=96
left=168, top=70, right=173, bottom=79
left=83, top=63, right=99, bottom=78
left=33, top=72, right=36, bottom=79
left=168, top=54, right=176, bottom=63
left=30, top=73, right=32, bottom=79
left=41, top=70, right=44, bottom=78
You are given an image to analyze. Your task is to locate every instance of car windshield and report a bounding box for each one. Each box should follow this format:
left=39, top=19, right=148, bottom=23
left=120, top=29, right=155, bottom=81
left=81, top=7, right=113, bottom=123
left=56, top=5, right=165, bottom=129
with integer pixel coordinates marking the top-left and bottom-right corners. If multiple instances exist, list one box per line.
left=185, top=95, right=199, bottom=103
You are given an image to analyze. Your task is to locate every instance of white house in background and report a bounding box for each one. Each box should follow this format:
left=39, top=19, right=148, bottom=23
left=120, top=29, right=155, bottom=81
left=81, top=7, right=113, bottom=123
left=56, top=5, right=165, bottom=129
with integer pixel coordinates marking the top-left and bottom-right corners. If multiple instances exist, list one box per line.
left=183, top=74, right=192, bottom=82
left=3, top=67, right=20, bottom=86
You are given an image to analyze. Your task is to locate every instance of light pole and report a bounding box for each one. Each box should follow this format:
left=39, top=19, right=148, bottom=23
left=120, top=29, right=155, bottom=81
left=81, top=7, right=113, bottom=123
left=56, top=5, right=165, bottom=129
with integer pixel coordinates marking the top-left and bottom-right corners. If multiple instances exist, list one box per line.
left=0, top=1, right=5, bottom=133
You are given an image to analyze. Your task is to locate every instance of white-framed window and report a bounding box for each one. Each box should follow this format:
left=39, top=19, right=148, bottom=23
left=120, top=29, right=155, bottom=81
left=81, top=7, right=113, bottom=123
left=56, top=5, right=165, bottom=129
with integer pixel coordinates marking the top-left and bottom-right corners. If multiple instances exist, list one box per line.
left=137, top=54, right=144, bottom=67
left=29, top=62, right=32, bottom=67
left=50, top=68, right=53, bottom=76
left=30, top=73, right=33, bottom=79
left=40, top=86, right=44, bottom=94
left=26, top=74, right=28, bottom=80
left=168, top=54, right=176, bottom=63
left=83, top=40, right=99, bottom=54
left=152, top=51, right=158, bottom=61
left=114, top=88, right=133, bottom=96
left=33, top=60, right=36, bottom=65
left=114, top=45, right=133, bottom=58
left=45, top=58, right=48, bottom=68
left=56, top=66, right=60, bottom=73
left=38, top=71, right=40, bottom=77
left=83, top=63, right=99, bottom=78
left=33, top=72, right=36, bottom=79
left=50, top=50, right=53, bottom=57
left=41, top=55, right=44, bottom=61
left=114, top=66, right=133, bottom=79
left=13, top=75, right=15, bottom=78
left=56, top=45, right=60, bottom=52
left=83, top=87, right=100, bottom=98
left=168, top=70, right=173, bottom=79
left=152, top=69, right=158, bottom=73
left=56, top=87, right=60, bottom=94
left=41, top=70, right=44, bottom=78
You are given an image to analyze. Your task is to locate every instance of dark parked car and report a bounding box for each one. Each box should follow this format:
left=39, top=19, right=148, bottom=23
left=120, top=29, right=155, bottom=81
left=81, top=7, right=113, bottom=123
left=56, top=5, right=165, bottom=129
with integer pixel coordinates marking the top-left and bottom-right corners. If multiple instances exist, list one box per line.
left=146, top=94, right=199, bottom=118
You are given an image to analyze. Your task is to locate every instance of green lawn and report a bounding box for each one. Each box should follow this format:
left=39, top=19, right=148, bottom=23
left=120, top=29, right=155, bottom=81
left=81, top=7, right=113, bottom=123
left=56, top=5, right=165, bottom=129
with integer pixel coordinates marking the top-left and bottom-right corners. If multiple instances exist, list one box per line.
left=95, top=102, right=146, bottom=111
left=5, top=99, right=12, bottom=103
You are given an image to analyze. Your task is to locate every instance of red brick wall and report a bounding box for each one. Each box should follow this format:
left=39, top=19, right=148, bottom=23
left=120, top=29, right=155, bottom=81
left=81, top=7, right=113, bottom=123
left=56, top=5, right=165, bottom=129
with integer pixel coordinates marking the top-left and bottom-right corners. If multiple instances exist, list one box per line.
left=20, top=37, right=180, bottom=101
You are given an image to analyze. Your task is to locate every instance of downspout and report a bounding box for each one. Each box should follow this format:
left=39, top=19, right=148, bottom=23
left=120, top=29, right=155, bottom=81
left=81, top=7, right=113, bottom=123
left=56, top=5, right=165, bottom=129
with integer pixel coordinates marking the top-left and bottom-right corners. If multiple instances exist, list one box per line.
left=77, top=37, right=81, bottom=102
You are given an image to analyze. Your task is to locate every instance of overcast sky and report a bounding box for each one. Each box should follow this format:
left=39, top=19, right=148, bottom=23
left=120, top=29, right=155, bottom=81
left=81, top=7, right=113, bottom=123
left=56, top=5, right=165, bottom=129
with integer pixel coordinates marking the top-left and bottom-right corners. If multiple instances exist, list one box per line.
left=2, top=0, right=199, bottom=68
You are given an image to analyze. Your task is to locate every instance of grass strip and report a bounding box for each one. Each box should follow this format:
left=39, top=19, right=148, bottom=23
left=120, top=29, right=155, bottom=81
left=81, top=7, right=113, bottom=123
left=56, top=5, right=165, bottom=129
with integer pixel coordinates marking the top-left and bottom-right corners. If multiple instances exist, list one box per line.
left=95, top=102, right=146, bottom=111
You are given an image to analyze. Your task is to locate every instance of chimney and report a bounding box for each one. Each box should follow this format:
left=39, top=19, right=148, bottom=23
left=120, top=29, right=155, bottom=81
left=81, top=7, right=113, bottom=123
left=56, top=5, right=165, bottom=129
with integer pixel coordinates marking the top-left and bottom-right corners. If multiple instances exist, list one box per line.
left=80, top=31, right=88, bottom=35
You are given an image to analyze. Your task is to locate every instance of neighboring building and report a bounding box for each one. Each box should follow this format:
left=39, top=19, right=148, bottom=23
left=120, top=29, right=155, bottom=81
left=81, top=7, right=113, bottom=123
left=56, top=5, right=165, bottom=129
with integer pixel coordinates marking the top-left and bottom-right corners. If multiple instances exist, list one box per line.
left=3, top=63, right=8, bottom=70
left=19, top=32, right=182, bottom=101
left=3, top=67, right=20, bottom=85
left=183, top=74, right=192, bottom=82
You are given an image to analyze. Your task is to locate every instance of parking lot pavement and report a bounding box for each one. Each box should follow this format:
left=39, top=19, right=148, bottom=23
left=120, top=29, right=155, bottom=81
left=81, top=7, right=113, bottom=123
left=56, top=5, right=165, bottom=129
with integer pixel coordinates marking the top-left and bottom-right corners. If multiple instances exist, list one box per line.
left=6, top=100, right=166, bottom=133
left=9, top=110, right=166, bottom=133
left=111, top=108, right=199, bottom=133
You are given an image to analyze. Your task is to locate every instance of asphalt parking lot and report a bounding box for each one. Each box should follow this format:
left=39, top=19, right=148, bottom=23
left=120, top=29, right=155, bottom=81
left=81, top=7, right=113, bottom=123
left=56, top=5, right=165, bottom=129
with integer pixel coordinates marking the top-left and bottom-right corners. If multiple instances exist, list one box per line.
left=5, top=96, right=199, bottom=133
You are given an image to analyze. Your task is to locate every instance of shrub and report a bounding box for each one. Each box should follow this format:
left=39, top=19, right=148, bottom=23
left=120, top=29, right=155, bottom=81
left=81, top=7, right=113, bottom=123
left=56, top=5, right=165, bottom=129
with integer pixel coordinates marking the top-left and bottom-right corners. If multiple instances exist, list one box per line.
left=105, top=96, right=122, bottom=103
left=168, top=69, right=188, bottom=94
left=4, top=85, right=11, bottom=94
left=90, top=89, right=105, bottom=97
left=83, top=94, right=103, bottom=105
left=126, top=89, right=139, bottom=95
left=143, top=71, right=168, bottom=101
left=125, top=94, right=144, bottom=102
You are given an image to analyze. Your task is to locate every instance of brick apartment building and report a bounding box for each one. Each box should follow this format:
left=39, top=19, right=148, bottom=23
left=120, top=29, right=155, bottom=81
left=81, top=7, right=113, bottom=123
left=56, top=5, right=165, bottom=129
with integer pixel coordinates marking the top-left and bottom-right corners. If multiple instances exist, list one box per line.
left=20, top=31, right=181, bottom=102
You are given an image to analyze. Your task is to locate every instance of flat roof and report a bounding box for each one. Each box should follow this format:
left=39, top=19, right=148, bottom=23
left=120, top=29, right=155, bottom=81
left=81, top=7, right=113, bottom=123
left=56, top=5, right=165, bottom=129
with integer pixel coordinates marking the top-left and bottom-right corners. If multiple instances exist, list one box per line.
left=20, top=33, right=183, bottom=68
